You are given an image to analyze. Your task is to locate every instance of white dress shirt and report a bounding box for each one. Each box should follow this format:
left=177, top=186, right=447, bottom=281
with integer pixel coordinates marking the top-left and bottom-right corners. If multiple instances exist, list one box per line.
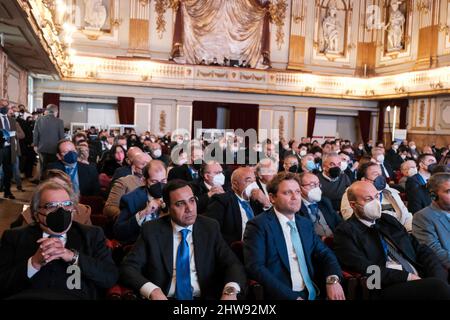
left=27, top=232, right=68, bottom=278
left=273, top=209, right=305, bottom=292
left=140, top=221, right=240, bottom=299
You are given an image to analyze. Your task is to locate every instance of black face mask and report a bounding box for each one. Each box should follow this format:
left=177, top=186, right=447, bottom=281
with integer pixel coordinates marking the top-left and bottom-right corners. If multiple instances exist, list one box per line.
left=328, top=167, right=341, bottom=178
left=148, top=182, right=166, bottom=199
left=0, top=107, right=7, bottom=115
left=373, top=175, right=387, bottom=191
left=39, top=208, right=72, bottom=234
left=101, top=136, right=107, bottom=142
left=314, top=158, right=322, bottom=164
left=427, top=163, right=437, bottom=173
left=288, top=165, right=298, bottom=173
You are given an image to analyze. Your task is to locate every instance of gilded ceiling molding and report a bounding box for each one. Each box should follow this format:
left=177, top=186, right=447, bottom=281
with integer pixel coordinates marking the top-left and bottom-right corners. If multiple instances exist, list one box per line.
left=268, top=0, right=288, bottom=50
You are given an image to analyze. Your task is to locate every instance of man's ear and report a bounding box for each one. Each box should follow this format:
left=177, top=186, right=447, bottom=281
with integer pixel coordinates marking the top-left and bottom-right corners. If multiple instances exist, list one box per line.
left=56, top=153, right=62, bottom=161
left=269, top=193, right=276, bottom=204
left=349, top=201, right=357, bottom=211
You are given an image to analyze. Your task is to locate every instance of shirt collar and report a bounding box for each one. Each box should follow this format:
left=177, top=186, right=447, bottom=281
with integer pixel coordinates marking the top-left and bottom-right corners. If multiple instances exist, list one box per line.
left=419, top=172, right=430, bottom=182
left=171, top=220, right=194, bottom=234
left=302, top=197, right=312, bottom=206
left=204, top=181, right=213, bottom=190
left=322, top=172, right=339, bottom=182
left=273, top=207, right=295, bottom=224
left=234, top=193, right=247, bottom=202
left=357, top=217, right=376, bottom=228
left=43, top=231, right=67, bottom=241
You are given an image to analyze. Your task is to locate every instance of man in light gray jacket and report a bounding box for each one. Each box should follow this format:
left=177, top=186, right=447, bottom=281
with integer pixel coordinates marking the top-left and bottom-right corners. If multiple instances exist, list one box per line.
left=32, top=104, right=64, bottom=175
left=413, top=173, right=450, bottom=271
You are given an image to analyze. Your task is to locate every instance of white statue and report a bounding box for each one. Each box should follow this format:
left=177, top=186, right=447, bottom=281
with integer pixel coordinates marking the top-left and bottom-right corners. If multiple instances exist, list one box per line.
left=386, top=1, right=405, bottom=51
left=322, top=5, right=340, bottom=53
left=84, top=0, right=107, bottom=29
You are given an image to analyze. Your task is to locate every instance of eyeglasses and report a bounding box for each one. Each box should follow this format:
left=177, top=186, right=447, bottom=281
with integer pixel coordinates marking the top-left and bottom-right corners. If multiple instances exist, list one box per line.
left=38, top=200, right=74, bottom=211
left=301, top=183, right=322, bottom=189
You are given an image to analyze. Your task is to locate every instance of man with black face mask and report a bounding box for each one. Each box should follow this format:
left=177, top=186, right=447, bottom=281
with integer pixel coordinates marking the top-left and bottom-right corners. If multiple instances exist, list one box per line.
left=340, top=162, right=413, bottom=231
left=0, top=181, right=118, bottom=299
left=114, top=160, right=167, bottom=244
left=47, top=140, right=100, bottom=197
left=168, top=145, right=203, bottom=182
left=317, top=153, right=351, bottom=212
left=405, top=153, right=437, bottom=214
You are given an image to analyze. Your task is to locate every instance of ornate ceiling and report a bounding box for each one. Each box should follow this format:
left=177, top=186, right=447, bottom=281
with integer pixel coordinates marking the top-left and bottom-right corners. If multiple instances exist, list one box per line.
left=6, top=0, right=450, bottom=99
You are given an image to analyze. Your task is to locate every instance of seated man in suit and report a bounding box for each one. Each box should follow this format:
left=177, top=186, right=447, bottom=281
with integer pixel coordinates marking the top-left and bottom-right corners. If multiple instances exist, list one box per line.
left=398, top=160, right=417, bottom=191
left=341, top=162, right=413, bottom=231
left=371, top=147, right=394, bottom=180
left=298, top=172, right=342, bottom=239
left=317, top=152, right=352, bottom=212
left=120, top=179, right=246, bottom=300
left=147, top=142, right=170, bottom=167
left=253, top=158, right=277, bottom=212
left=168, top=144, right=203, bottom=182
left=113, top=160, right=167, bottom=244
left=413, top=173, right=450, bottom=271
left=334, top=181, right=450, bottom=299
left=103, top=152, right=151, bottom=220
left=189, top=160, right=228, bottom=214
left=0, top=181, right=118, bottom=299
left=406, top=153, right=437, bottom=214
left=205, top=166, right=269, bottom=245
left=47, top=139, right=100, bottom=197
left=243, top=172, right=345, bottom=300
left=282, top=154, right=299, bottom=173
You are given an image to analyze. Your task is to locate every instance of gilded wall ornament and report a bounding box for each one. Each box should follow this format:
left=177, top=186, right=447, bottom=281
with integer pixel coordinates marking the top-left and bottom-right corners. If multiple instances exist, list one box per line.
left=269, top=0, right=288, bottom=50
left=155, top=0, right=168, bottom=39
left=159, top=110, right=167, bottom=133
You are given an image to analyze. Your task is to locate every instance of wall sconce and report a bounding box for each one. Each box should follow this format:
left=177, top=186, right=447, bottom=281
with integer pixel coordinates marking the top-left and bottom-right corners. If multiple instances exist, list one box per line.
left=141, top=74, right=151, bottom=81
left=394, top=86, right=406, bottom=94
left=86, top=70, right=98, bottom=78
left=439, top=24, right=450, bottom=35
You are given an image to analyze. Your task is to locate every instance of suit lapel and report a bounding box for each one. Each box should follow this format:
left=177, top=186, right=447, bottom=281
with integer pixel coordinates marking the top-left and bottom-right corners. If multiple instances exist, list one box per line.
left=192, top=220, right=207, bottom=289
left=267, top=211, right=290, bottom=271
left=231, top=193, right=243, bottom=236
left=159, top=218, right=174, bottom=275
left=437, top=212, right=450, bottom=233
left=66, top=224, right=83, bottom=251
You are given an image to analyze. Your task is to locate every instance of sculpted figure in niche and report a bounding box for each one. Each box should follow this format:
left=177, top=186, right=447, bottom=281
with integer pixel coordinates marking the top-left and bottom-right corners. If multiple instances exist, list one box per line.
left=386, top=1, right=405, bottom=51
left=322, top=5, right=340, bottom=53
left=84, top=0, right=107, bottom=29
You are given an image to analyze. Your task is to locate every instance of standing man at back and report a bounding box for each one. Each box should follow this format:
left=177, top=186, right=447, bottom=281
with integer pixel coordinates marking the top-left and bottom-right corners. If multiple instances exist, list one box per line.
left=33, top=104, right=65, bottom=176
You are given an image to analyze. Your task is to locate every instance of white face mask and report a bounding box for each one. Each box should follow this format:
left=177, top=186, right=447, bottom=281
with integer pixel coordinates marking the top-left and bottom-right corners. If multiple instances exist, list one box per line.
left=407, top=167, right=418, bottom=177
left=392, top=145, right=399, bottom=151
left=340, top=161, right=348, bottom=171
left=176, top=139, right=183, bottom=145
left=299, top=150, right=307, bottom=157
left=359, top=199, right=382, bottom=221
left=400, top=154, right=407, bottom=160
left=212, top=173, right=225, bottom=186
left=283, top=145, right=289, bottom=150
left=376, top=155, right=385, bottom=163
left=410, top=145, right=416, bottom=150
left=307, top=187, right=322, bottom=203
left=243, top=181, right=259, bottom=199
left=358, top=145, right=363, bottom=150
left=152, top=149, right=162, bottom=158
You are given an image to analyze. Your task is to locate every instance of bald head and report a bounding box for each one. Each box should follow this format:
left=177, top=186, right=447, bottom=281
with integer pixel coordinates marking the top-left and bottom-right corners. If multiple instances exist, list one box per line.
left=127, top=146, right=142, bottom=162
left=231, top=167, right=255, bottom=195
left=347, top=181, right=381, bottom=221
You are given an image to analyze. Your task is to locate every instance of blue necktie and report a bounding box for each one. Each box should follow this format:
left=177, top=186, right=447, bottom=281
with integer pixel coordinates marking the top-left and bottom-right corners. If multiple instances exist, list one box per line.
left=287, top=220, right=316, bottom=300
left=237, top=198, right=254, bottom=220
left=175, top=229, right=193, bottom=300
left=308, top=203, right=319, bottom=222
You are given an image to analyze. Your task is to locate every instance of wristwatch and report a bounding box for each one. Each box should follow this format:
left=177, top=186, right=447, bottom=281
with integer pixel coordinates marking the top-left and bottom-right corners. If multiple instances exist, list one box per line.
left=223, top=286, right=239, bottom=296
left=69, top=249, right=79, bottom=265
left=326, top=275, right=340, bottom=285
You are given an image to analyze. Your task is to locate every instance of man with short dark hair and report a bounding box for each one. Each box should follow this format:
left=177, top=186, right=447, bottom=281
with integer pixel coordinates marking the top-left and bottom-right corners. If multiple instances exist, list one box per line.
left=406, top=153, right=437, bottom=213
left=47, top=140, right=100, bottom=196
left=243, top=172, right=345, bottom=300
left=120, top=179, right=246, bottom=300
left=413, top=173, right=450, bottom=270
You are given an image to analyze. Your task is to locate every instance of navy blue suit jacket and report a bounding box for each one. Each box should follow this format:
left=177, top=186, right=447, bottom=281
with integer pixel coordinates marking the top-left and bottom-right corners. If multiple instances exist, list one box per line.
left=47, top=161, right=100, bottom=196
left=113, top=186, right=149, bottom=244
left=405, top=174, right=432, bottom=214
left=243, top=209, right=342, bottom=300
left=298, top=197, right=342, bottom=233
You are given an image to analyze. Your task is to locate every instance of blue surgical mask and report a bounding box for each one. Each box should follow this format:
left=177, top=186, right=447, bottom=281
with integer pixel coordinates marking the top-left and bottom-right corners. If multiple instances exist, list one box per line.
left=306, top=160, right=316, bottom=172
left=63, top=151, right=78, bottom=164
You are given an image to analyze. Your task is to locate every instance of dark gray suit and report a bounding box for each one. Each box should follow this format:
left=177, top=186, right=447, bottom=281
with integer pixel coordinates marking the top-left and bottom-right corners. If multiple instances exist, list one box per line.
left=120, top=215, right=246, bottom=299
